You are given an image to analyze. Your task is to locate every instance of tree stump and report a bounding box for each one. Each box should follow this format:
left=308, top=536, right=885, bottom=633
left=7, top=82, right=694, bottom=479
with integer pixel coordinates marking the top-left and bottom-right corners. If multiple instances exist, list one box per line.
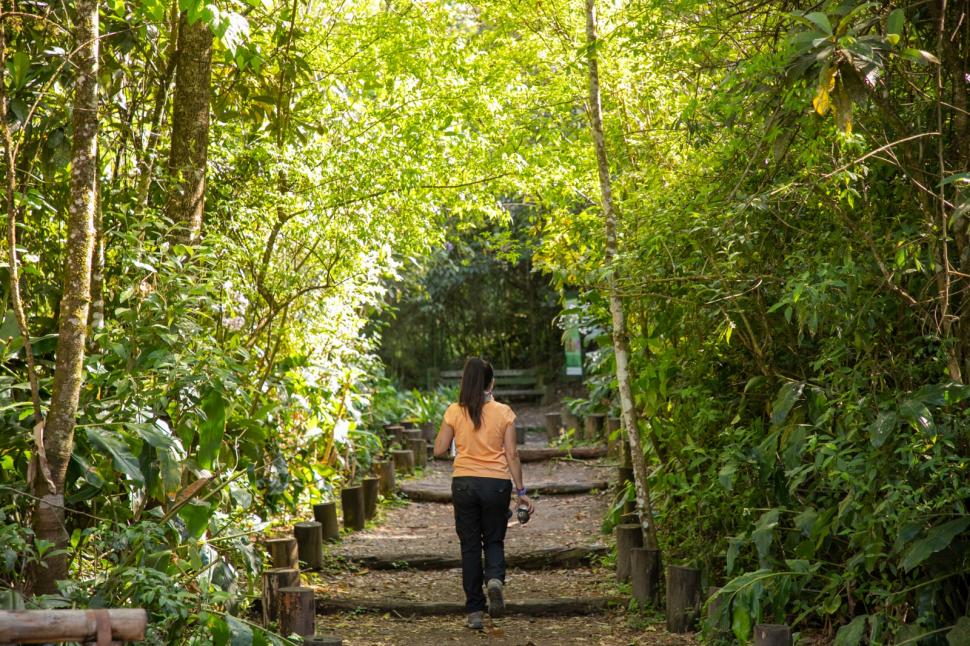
left=622, top=498, right=636, bottom=515
left=262, top=567, right=300, bottom=625
left=392, top=449, right=414, bottom=474
left=607, top=417, right=621, bottom=433
left=266, top=537, right=298, bottom=569
left=312, top=502, right=340, bottom=542
left=666, top=565, right=702, bottom=632
left=279, top=586, right=315, bottom=637
left=621, top=439, right=633, bottom=468
left=614, top=523, right=643, bottom=582
left=408, top=438, right=428, bottom=468
left=755, top=624, right=792, bottom=646
left=515, top=426, right=526, bottom=444
left=361, top=476, right=379, bottom=520
left=341, top=485, right=366, bottom=531
left=584, top=414, right=605, bottom=440
left=403, top=429, right=423, bottom=445
left=375, top=459, right=395, bottom=495
left=562, top=410, right=581, bottom=431
left=619, top=512, right=639, bottom=526
left=401, top=420, right=418, bottom=429
left=544, top=413, right=561, bottom=442
left=293, top=522, right=324, bottom=570
left=420, top=422, right=436, bottom=442
left=707, top=587, right=730, bottom=634
left=304, top=636, right=343, bottom=645
left=386, top=425, right=405, bottom=446
left=630, top=547, right=661, bottom=606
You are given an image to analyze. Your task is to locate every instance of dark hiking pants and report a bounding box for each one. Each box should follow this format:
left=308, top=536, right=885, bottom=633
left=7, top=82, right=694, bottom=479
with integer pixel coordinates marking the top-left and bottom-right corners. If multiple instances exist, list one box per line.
left=451, top=476, right=512, bottom=612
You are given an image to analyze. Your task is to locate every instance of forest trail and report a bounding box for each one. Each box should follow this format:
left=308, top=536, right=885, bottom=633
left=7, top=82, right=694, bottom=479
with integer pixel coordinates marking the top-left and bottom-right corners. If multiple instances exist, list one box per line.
left=306, top=428, right=696, bottom=645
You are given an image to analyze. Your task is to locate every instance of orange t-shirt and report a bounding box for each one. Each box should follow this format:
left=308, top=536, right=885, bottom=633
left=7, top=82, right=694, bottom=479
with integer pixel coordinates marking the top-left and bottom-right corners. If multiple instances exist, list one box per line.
left=444, top=401, right=516, bottom=479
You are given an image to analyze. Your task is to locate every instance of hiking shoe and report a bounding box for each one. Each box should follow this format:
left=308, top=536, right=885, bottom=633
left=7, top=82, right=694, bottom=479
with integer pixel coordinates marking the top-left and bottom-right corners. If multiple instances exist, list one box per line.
left=466, top=610, right=484, bottom=629
left=486, top=578, right=505, bottom=617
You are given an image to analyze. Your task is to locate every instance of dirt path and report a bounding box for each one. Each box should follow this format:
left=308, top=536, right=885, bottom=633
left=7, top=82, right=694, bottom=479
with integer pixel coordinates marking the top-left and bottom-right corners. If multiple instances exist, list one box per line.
left=309, top=424, right=695, bottom=645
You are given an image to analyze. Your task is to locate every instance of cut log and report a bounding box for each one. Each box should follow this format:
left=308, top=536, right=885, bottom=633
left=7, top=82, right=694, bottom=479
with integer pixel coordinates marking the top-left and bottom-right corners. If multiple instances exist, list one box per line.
left=584, top=414, right=605, bottom=440
left=0, top=609, right=147, bottom=643
left=619, top=512, right=639, bottom=525
left=615, top=524, right=643, bottom=582
left=518, top=446, right=607, bottom=462
left=361, top=477, right=379, bottom=520
left=391, top=449, right=414, bottom=474
left=561, top=410, right=581, bottom=431
left=755, top=624, right=793, bottom=646
left=294, top=522, right=324, bottom=570
left=401, top=480, right=608, bottom=503
left=420, top=421, right=436, bottom=441
left=400, top=421, right=418, bottom=429
left=266, top=537, right=298, bottom=569
left=617, top=466, right=634, bottom=488
left=312, top=502, right=340, bottom=542
left=666, top=565, right=702, bottom=633
left=544, top=413, right=562, bottom=442
left=279, top=587, right=315, bottom=637
left=621, top=439, right=632, bottom=468
left=402, top=428, right=423, bottom=444
left=375, top=459, right=395, bottom=495
left=262, top=567, right=300, bottom=625
left=408, top=438, right=428, bottom=468
left=304, top=636, right=343, bottom=646
left=385, top=425, right=405, bottom=446
left=630, top=548, right=661, bottom=606
left=344, top=545, right=608, bottom=571
left=315, top=596, right=617, bottom=616
left=341, top=486, right=366, bottom=532
left=607, top=417, right=621, bottom=433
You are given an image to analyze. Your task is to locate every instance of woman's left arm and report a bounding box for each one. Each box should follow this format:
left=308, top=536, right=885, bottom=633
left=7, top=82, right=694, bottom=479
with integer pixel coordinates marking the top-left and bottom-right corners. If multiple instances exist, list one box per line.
left=434, top=422, right=454, bottom=457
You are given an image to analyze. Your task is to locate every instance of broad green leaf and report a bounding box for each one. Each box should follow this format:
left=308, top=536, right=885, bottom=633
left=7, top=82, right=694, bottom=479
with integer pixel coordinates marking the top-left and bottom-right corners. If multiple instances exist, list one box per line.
left=948, top=617, right=970, bottom=646
left=726, top=537, right=743, bottom=575
left=752, top=509, right=779, bottom=563
left=887, top=8, right=904, bottom=45
left=900, top=48, right=941, bottom=65
left=179, top=500, right=211, bottom=540
left=718, top=462, right=737, bottom=491
left=806, top=12, right=832, bottom=35
left=868, top=411, right=897, bottom=448
left=898, top=399, right=934, bottom=436
left=197, top=389, right=227, bottom=469
left=794, top=508, right=817, bottom=536
left=732, top=603, right=752, bottom=642
left=85, top=427, right=144, bottom=485
left=835, top=615, right=867, bottom=646
left=225, top=614, right=253, bottom=646
left=771, top=382, right=804, bottom=426
left=901, top=517, right=970, bottom=571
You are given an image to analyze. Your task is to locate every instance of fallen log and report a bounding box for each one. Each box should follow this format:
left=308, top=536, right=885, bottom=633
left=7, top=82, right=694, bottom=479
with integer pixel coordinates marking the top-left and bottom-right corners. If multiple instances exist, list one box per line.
left=315, top=596, right=618, bottom=616
left=400, top=480, right=608, bottom=502
left=343, top=544, right=608, bottom=571
left=0, top=609, right=147, bottom=643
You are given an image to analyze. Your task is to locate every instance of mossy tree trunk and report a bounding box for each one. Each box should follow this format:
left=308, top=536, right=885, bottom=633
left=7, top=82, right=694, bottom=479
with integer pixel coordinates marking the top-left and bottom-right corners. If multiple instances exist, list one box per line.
left=30, top=0, right=100, bottom=594
left=584, top=0, right=659, bottom=551
left=165, top=13, right=212, bottom=243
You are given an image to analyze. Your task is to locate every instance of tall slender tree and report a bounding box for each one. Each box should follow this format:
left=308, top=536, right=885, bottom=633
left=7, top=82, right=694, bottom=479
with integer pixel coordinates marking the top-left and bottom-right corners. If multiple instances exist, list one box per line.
left=31, top=0, right=100, bottom=593
left=165, top=13, right=212, bottom=242
left=584, top=0, right=659, bottom=550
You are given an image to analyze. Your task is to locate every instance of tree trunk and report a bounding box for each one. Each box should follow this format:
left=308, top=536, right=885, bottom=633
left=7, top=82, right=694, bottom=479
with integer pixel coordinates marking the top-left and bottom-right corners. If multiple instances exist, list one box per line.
left=165, top=13, right=212, bottom=243
left=584, top=0, right=660, bottom=551
left=31, top=0, right=100, bottom=594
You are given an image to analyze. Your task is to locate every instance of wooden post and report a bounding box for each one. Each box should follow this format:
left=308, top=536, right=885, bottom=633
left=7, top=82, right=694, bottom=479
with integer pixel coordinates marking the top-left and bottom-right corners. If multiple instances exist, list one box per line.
left=266, top=537, right=298, bottom=569
left=0, top=609, right=147, bottom=642
left=614, top=523, right=643, bottom=582
left=621, top=438, right=633, bottom=468
left=544, top=413, right=561, bottom=442
left=408, top=438, right=427, bottom=468
left=619, top=512, right=639, bottom=525
left=584, top=414, right=605, bottom=440
left=375, top=459, right=395, bottom=495
left=562, top=410, right=580, bottom=431
left=607, top=416, right=621, bottom=433
left=312, top=502, right=340, bottom=542
left=630, top=547, right=661, bottom=606
left=341, top=485, right=366, bottom=531
left=707, top=587, right=730, bottom=634
left=606, top=416, right=622, bottom=457
left=262, top=567, right=300, bottom=625
left=401, top=420, right=418, bottom=429
left=755, top=624, right=793, bottom=646
left=392, top=449, right=414, bottom=474
left=361, top=476, right=380, bottom=519
left=386, top=424, right=405, bottom=446
left=420, top=422, right=436, bottom=442
left=617, top=466, right=634, bottom=489
left=303, top=636, right=343, bottom=645
left=278, top=586, right=315, bottom=637
left=666, top=565, right=702, bottom=632
left=293, top=522, right=324, bottom=570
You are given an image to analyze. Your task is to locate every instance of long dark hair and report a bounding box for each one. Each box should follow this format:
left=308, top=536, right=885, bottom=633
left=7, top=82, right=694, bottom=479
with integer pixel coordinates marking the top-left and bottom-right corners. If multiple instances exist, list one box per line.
left=459, top=357, right=493, bottom=429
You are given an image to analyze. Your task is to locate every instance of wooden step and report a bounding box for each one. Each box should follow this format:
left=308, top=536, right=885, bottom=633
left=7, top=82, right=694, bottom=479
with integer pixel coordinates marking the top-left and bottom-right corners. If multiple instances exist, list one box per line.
left=401, top=480, right=608, bottom=503
left=315, top=596, right=618, bottom=616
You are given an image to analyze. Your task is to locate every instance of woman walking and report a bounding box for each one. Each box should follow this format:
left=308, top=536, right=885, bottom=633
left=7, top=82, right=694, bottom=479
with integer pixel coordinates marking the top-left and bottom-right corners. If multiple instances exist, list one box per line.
left=434, top=357, right=534, bottom=629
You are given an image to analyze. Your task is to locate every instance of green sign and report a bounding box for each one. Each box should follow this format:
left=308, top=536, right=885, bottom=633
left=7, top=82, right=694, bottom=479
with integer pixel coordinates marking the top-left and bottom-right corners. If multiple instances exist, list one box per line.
left=563, top=298, right=582, bottom=376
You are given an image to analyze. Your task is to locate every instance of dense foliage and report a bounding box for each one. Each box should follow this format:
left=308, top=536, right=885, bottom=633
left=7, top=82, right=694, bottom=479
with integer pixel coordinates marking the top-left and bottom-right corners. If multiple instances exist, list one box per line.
left=2, top=0, right=968, bottom=642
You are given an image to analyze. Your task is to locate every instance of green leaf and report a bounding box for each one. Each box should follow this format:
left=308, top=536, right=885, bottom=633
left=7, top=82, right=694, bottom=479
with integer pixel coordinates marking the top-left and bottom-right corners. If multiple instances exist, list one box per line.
left=835, top=615, right=868, bottom=646
left=886, top=8, right=904, bottom=45
left=726, top=537, right=743, bottom=575
left=806, top=12, right=833, bottom=35
left=178, top=500, right=211, bottom=539
left=225, top=614, right=253, bottom=646
left=868, top=411, right=897, bottom=448
left=752, top=509, right=780, bottom=563
left=85, top=427, right=145, bottom=486
left=898, top=399, right=934, bottom=436
left=948, top=617, right=970, bottom=646
left=732, top=603, right=752, bottom=642
left=771, top=382, right=804, bottom=426
left=794, top=508, right=817, bottom=536
left=901, top=517, right=970, bottom=571
left=900, top=48, right=940, bottom=65
left=197, top=389, right=227, bottom=469
left=718, top=462, right=737, bottom=491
